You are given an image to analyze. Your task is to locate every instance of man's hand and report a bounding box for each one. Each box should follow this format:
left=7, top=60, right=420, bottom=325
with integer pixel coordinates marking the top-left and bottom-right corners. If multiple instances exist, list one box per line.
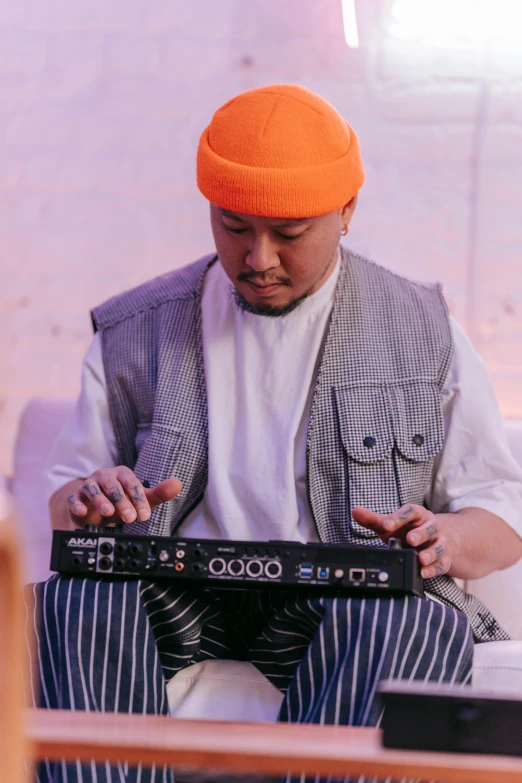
left=352, top=504, right=455, bottom=579
left=64, top=467, right=182, bottom=528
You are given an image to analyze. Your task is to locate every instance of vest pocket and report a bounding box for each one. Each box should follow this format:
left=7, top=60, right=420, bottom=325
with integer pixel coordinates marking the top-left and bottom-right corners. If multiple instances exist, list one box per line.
left=136, top=422, right=153, bottom=455
left=335, top=382, right=444, bottom=537
left=387, top=381, right=444, bottom=508
left=335, top=385, right=394, bottom=464
left=387, top=382, right=444, bottom=462
left=133, top=423, right=183, bottom=486
left=335, top=385, right=398, bottom=539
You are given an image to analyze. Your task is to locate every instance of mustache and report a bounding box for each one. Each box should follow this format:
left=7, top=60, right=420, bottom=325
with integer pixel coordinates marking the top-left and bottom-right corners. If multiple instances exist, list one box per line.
left=236, top=272, right=292, bottom=287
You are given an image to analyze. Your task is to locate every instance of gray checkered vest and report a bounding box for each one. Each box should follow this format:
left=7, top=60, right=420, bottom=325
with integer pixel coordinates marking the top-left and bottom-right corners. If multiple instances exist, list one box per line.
left=91, top=248, right=508, bottom=642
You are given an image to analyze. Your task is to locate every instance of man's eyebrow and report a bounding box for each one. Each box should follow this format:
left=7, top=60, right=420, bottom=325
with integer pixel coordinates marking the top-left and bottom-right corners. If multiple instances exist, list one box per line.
left=272, top=218, right=312, bottom=227
left=220, top=209, right=312, bottom=226
left=221, top=210, right=247, bottom=221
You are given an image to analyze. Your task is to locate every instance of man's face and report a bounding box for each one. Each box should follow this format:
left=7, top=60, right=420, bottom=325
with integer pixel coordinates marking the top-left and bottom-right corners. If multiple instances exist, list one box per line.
left=210, top=199, right=356, bottom=316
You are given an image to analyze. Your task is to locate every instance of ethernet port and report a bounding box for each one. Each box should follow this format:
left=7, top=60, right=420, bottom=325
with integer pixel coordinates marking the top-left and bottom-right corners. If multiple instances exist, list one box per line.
left=349, top=568, right=365, bottom=583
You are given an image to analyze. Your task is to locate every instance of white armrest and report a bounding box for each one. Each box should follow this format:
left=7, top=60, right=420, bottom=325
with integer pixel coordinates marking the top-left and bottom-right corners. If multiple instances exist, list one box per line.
left=468, top=562, right=522, bottom=641
left=473, top=641, right=522, bottom=691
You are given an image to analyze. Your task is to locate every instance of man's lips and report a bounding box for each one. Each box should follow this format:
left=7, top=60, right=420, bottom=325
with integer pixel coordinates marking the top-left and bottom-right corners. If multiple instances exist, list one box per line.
left=244, top=279, right=284, bottom=297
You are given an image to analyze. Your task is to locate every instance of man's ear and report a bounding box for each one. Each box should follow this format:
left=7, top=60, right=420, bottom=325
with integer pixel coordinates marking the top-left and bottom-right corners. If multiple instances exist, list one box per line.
left=340, top=193, right=358, bottom=232
left=341, top=194, right=358, bottom=219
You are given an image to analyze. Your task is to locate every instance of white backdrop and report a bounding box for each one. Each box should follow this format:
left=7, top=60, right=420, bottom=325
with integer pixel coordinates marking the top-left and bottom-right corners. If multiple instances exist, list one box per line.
left=2, top=0, right=522, bottom=472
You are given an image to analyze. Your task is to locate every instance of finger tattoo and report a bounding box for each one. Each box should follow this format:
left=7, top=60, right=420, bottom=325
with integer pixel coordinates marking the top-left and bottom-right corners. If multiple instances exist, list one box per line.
left=427, top=523, right=437, bottom=538
left=67, top=494, right=76, bottom=506
left=435, top=543, right=444, bottom=560
left=107, top=485, right=123, bottom=504
left=132, top=485, right=145, bottom=503
left=436, top=562, right=445, bottom=575
left=399, top=505, right=414, bottom=521
left=83, top=483, right=100, bottom=498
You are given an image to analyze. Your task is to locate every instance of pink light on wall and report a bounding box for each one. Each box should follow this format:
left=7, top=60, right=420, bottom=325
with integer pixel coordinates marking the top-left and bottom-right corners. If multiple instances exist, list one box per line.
left=342, top=0, right=359, bottom=47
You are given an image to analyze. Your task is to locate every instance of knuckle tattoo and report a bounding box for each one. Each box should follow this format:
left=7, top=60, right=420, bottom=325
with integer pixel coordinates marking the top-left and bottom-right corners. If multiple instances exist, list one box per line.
left=67, top=494, right=76, bottom=506
left=107, top=485, right=123, bottom=504
left=435, top=543, right=444, bottom=559
left=399, top=505, right=414, bottom=521
left=132, top=485, right=145, bottom=503
left=427, top=523, right=438, bottom=538
left=83, top=483, right=100, bottom=499
left=435, top=562, right=445, bottom=575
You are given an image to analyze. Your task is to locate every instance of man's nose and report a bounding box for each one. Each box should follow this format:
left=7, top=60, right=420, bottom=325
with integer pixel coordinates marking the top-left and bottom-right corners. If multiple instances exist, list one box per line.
left=246, top=235, right=280, bottom=273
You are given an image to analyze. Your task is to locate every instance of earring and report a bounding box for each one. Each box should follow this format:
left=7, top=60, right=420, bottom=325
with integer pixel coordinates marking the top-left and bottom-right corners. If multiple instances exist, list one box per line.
left=341, top=226, right=348, bottom=236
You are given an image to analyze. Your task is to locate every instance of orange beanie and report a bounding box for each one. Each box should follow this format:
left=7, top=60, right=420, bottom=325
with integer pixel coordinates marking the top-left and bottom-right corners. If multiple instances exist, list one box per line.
left=197, top=84, right=364, bottom=218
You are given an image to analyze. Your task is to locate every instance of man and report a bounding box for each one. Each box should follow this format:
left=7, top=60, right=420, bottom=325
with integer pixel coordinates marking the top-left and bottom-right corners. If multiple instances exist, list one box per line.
left=31, top=84, right=522, bottom=783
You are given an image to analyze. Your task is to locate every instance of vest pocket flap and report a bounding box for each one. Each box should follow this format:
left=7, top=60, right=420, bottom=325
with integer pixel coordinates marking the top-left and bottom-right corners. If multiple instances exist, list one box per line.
left=134, top=423, right=183, bottom=483
left=389, top=382, right=444, bottom=462
left=335, top=386, right=394, bottom=463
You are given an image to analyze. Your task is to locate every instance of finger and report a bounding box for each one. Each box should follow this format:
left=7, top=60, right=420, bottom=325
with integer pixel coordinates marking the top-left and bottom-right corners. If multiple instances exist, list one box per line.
left=145, top=478, right=183, bottom=510
left=74, top=507, right=119, bottom=527
left=417, top=538, right=446, bottom=567
left=380, top=504, right=427, bottom=534
left=116, top=471, right=151, bottom=522
left=67, top=491, right=88, bottom=519
left=79, top=481, right=115, bottom=518
left=406, top=518, right=439, bottom=548
left=351, top=507, right=397, bottom=533
left=420, top=552, right=451, bottom=579
left=97, top=477, right=138, bottom=524
left=67, top=495, right=112, bottom=528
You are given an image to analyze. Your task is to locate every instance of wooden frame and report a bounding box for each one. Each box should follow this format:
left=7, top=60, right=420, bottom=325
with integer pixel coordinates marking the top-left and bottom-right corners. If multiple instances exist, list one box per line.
left=27, top=709, right=522, bottom=783
left=0, top=497, right=31, bottom=783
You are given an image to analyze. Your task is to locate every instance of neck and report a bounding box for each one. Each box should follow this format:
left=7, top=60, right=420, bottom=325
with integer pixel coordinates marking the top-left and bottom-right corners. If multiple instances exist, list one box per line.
left=307, top=245, right=341, bottom=297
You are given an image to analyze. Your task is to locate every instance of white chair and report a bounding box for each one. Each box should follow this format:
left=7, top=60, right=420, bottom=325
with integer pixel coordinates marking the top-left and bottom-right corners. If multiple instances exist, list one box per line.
left=467, top=420, right=522, bottom=643
left=6, top=398, right=522, bottom=725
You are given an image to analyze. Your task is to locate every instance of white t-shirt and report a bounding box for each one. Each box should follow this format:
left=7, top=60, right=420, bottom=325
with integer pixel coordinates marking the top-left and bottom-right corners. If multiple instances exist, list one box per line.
left=46, top=256, right=522, bottom=541
left=178, top=256, right=340, bottom=542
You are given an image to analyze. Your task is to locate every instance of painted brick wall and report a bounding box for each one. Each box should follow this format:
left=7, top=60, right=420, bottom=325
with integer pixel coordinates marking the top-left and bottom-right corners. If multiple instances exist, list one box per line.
left=2, top=0, right=522, bottom=473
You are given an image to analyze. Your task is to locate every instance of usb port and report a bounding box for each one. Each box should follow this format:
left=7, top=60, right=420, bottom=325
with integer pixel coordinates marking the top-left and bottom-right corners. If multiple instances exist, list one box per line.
left=349, top=568, right=365, bottom=582
left=299, top=564, right=313, bottom=578
left=317, top=567, right=329, bottom=580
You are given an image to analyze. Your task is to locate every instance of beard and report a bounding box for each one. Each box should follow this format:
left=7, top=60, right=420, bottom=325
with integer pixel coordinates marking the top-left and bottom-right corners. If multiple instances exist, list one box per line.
left=229, top=248, right=339, bottom=317
left=230, top=286, right=309, bottom=317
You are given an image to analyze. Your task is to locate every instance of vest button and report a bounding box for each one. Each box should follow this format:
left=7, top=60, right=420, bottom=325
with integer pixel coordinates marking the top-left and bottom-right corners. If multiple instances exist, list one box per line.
left=363, top=436, right=376, bottom=448
left=413, top=434, right=424, bottom=447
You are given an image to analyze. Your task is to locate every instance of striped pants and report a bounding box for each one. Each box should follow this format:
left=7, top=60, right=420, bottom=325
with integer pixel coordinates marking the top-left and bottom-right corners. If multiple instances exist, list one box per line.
left=25, top=576, right=474, bottom=783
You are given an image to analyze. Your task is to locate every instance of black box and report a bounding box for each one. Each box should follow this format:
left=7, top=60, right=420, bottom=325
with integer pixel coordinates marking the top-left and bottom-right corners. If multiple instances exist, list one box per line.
left=379, top=681, right=522, bottom=756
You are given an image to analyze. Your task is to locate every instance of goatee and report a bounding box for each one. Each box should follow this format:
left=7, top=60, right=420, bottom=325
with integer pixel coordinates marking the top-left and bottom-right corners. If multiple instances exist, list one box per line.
left=231, top=287, right=308, bottom=317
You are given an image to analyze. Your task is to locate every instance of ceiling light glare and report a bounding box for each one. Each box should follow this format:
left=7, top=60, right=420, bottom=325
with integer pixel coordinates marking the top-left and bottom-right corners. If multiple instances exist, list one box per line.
left=390, top=0, right=522, bottom=43
left=342, top=0, right=360, bottom=48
